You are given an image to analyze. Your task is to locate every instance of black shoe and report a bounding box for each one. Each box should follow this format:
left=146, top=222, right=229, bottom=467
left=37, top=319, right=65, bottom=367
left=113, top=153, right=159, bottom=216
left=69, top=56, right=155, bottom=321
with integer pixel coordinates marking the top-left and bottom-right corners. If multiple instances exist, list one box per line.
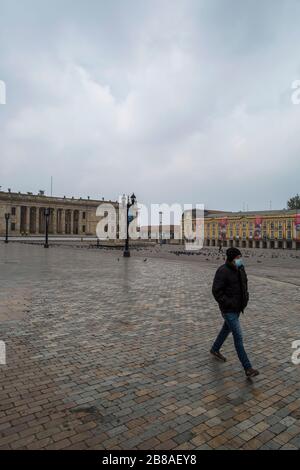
left=245, top=368, right=260, bottom=378
left=210, top=349, right=227, bottom=362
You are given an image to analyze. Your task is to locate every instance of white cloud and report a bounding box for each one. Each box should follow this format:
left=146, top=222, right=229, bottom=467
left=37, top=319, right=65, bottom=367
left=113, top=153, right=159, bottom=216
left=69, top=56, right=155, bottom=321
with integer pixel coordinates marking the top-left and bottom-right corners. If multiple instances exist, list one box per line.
left=0, top=0, right=300, bottom=210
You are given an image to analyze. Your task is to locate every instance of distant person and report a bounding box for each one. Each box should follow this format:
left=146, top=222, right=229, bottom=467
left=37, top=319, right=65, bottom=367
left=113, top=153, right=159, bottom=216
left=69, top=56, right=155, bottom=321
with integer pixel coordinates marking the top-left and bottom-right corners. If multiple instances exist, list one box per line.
left=210, top=247, right=259, bottom=378
left=218, top=244, right=223, bottom=254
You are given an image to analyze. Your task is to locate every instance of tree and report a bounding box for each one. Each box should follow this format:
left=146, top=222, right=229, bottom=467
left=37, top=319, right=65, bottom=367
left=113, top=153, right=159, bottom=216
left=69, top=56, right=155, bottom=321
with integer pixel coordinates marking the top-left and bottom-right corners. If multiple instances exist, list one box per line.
left=287, top=194, right=300, bottom=210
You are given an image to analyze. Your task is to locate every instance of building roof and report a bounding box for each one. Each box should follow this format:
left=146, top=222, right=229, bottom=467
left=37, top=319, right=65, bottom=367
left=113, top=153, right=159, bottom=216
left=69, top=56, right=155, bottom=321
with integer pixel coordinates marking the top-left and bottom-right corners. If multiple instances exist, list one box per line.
left=206, top=209, right=297, bottom=218
left=0, top=190, right=118, bottom=206
left=182, top=209, right=227, bottom=218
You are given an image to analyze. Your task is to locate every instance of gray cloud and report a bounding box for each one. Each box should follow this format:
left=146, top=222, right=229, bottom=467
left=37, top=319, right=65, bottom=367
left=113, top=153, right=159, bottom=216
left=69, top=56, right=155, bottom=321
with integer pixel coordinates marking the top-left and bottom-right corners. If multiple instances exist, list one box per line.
left=1, top=0, right=300, bottom=212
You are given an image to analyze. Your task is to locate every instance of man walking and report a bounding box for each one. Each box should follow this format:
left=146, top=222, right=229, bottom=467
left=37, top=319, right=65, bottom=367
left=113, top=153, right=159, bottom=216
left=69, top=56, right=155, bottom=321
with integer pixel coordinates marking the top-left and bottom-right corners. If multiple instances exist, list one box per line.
left=210, top=247, right=259, bottom=378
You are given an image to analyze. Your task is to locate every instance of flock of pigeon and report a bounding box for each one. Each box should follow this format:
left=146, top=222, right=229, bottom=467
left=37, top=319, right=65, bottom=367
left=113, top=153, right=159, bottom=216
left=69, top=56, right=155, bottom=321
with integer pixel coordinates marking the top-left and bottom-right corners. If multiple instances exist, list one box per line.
left=87, top=241, right=300, bottom=265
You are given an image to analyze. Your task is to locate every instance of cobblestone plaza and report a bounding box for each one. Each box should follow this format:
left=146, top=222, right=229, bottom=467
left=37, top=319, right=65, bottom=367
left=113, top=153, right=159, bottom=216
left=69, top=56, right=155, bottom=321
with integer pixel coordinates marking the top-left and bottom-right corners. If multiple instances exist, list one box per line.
left=0, top=243, right=299, bottom=450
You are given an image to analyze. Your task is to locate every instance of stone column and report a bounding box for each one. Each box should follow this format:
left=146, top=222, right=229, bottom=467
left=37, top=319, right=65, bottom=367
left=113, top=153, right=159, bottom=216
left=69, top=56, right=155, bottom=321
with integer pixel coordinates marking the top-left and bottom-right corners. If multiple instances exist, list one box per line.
left=283, top=240, right=287, bottom=249
left=52, top=208, right=57, bottom=234
left=15, top=206, right=21, bottom=234
left=61, top=210, right=66, bottom=235
left=274, top=240, right=278, bottom=249
left=292, top=240, right=296, bottom=250
left=70, top=210, right=74, bottom=235
left=25, top=206, right=30, bottom=235
left=259, top=240, right=264, bottom=249
left=86, top=210, right=91, bottom=235
left=267, top=240, right=271, bottom=249
left=56, top=209, right=61, bottom=234
left=36, top=208, right=40, bottom=234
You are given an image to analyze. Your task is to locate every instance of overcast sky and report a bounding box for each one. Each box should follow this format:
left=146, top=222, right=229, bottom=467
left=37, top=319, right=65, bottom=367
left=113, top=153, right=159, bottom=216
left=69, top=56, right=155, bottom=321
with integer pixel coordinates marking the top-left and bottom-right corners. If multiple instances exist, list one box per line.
left=1, top=0, right=300, bottom=215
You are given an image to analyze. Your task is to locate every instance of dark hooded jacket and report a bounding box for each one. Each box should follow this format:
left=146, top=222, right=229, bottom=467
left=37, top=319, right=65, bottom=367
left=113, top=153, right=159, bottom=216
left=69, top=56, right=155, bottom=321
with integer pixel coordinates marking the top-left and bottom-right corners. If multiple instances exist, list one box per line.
left=212, top=261, right=249, bottom=313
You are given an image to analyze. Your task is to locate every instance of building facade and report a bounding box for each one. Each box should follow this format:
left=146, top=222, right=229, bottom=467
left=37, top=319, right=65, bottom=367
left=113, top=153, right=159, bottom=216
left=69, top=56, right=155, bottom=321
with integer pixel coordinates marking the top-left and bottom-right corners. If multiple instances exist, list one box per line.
left=0, top=190, right=119, bottom=238
left=183, top=209, right=300, bottom=250
left=139, top=224, right=181, bottom=243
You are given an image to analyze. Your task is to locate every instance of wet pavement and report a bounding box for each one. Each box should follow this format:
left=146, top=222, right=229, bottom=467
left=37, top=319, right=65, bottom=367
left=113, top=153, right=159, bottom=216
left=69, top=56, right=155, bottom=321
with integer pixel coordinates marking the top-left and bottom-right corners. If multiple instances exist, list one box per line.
left=0, top=243, right=299, bottom=450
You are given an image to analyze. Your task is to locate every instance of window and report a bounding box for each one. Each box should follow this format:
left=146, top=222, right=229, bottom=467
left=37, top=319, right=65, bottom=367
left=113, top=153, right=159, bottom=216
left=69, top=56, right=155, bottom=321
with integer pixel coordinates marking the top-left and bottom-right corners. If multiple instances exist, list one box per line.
left=11, top=207, right=16, bottom=216
left=82, top=212, right=86, bottom=220
left=278, top=231, right=283, bottom=239
left=82, top=225, right=86, bottom=233
left=287, top=230, right=292, bottom=239
left=11, top=222, right=15, bottom=231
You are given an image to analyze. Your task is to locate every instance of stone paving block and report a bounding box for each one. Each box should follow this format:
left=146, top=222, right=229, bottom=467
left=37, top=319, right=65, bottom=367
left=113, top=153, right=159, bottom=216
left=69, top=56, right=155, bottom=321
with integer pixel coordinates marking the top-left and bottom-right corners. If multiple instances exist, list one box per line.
left=0, top=244, right=299, bottom=450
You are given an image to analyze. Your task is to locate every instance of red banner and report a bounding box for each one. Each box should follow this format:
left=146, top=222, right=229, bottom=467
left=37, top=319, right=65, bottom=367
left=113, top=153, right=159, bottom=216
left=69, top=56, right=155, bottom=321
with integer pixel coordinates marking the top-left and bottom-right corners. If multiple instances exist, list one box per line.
left=218, top=217, right=228, bottom=240
left=295, top=214, right=300, bottom=237
left=254, top=216, right=263, bottom=240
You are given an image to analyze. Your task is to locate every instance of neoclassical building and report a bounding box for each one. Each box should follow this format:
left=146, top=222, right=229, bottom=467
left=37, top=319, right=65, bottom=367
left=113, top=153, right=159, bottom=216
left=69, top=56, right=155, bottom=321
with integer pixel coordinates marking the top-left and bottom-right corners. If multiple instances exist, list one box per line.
left=0, top=190, right=119, bottom=237
left=182, top=209, right=300, bottom=250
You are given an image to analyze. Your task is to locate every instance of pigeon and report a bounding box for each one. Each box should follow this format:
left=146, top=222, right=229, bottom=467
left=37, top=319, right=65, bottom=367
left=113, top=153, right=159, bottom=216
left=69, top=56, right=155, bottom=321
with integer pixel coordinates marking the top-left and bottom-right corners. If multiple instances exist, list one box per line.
left=144, top=258, right=147, bottom=262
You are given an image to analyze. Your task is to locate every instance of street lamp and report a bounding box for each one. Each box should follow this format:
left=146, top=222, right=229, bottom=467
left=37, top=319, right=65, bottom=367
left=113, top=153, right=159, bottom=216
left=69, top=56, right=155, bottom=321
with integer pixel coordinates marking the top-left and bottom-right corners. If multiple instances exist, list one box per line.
left=123, top=193, right=136, bottom=257
left=159, top=211, right=163, bottom=246
left=44, top=208, right=50, bottom=248
left=4, top=213, right=10, bottom=243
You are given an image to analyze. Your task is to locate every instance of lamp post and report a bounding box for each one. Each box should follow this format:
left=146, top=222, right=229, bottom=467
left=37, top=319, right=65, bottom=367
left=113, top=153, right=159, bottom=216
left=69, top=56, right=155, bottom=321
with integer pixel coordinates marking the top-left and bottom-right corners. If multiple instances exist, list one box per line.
left=123, top=193, right=136, bottom=257
left=44, top=208, right=50, bottom=248
left=4, top=213, right=10, bottom=243
left=159, top=211, right=163, bottom=246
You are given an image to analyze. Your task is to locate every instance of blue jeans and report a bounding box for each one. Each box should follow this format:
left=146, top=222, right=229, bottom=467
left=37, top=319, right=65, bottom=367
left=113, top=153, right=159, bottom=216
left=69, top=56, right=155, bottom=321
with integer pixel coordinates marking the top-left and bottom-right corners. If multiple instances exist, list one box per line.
left=212, top=312, right=252, bottom=370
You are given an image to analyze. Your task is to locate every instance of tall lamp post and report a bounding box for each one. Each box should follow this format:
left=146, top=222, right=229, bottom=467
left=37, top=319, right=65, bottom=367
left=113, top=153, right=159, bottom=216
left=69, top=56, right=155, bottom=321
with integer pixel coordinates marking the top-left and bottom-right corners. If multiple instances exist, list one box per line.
left=4, top=213, right=10, bottom=243
left=44, top=208, right=50, bottom=248
left=123, top=193, right=136, bottom=257
left=159, top=211, right=163, bottom=246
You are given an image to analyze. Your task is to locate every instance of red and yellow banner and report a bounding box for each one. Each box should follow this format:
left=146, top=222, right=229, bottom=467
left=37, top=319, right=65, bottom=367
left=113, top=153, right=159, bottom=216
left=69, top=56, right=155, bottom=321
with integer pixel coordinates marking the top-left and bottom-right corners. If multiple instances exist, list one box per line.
left=254, top=217, right=263, bottom=240
left=218, top=217, right=228, bottom=240
left=295, top=213, right=300, bottom=238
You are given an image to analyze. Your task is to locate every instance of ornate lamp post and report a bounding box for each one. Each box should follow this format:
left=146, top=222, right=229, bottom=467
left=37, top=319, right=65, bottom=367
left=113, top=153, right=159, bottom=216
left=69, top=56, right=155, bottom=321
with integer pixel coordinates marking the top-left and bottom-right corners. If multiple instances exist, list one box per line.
left=44, top=208, right=50, bottom=248
left=4, top=213, right=10, bottom=243
left=123, top=193, right=136, bottom=257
